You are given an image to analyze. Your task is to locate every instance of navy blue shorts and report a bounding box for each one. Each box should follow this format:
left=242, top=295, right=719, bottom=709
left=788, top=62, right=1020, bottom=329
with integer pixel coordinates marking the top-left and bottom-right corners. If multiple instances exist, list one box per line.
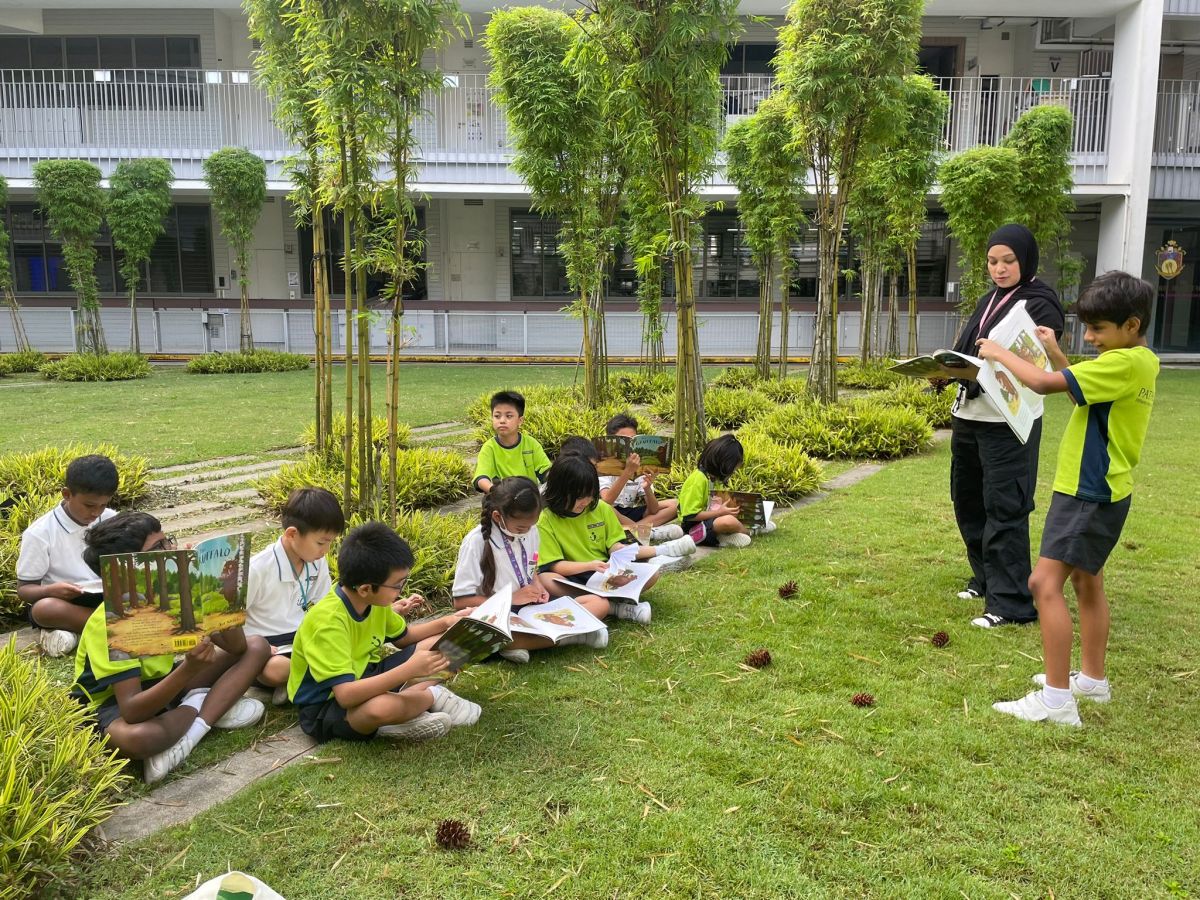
left=1039, top=492, right=1131, bottom=575
left=27, top=590, right=104, bottom=628
left=615, top=505, right=646, bottom=523
left=296, top=646, right=416, bottom=743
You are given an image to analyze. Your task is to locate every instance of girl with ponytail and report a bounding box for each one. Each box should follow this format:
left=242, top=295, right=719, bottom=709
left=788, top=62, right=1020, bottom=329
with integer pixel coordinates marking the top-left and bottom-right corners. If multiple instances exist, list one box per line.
left=451, top=476, right=610, bottom=662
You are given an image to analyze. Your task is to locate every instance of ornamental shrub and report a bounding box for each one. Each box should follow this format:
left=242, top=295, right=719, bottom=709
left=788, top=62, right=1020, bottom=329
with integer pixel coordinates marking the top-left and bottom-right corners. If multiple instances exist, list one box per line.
left=608, top=371, right=675, bottom=404
left=746, top=399, right=932, bottom=459
left=0, top=642, right=130, bottom=897
left=0, top=350, right=47, bottom=374
left=711, top=366, right=765, bottom=390
left=300, top=415, right=411, bottom=467
left=464, top=384, right=583, bottom=429
left=876, top=381, right=955, bottom=429
left=758, top=377, right=807, bottom=405
left=728, top=431, right=823, bottom=501
left=39, top=352, right=151, bottom=382
left=186, top=350, right=310, bottom=374
left=837, top=358, right=902, bottom=390
left=703, top=387, right=773, bottom=430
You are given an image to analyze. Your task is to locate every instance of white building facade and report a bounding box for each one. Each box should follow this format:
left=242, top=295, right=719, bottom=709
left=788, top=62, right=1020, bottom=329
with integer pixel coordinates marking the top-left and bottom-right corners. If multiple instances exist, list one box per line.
left=0, top=0, right=1197, bottom=357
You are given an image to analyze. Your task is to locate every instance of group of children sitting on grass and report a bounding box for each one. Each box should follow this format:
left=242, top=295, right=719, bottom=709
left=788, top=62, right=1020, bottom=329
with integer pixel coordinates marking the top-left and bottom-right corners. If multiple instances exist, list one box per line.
left=15, top=267, right=1161, bottom=785
left=17, top=390, right=773, bottom=783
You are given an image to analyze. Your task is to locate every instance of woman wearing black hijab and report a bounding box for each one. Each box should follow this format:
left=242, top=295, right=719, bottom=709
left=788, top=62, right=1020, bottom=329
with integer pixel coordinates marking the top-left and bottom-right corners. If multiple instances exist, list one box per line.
left=949, top=224, right=1065, bottom=628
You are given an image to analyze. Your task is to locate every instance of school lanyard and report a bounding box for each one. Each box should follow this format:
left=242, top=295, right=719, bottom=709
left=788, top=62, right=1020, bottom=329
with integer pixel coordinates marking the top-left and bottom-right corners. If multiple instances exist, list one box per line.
left=293, top=559, right=315, bottom=610
left=977, top=286, right=1021, bottom=339
left=494, top=533, right=532, bottom=588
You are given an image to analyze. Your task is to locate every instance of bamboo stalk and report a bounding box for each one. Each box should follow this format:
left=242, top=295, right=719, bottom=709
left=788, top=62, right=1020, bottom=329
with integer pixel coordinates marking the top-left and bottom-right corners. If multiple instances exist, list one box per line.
left=340, top=138, right=354, bottom=520
left=907, top=246, right=919, bottom=358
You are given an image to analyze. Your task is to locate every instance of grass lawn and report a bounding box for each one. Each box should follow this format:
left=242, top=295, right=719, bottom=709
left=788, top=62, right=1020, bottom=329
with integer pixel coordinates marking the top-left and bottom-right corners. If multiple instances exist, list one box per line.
left=76, top=370, right=1200, bottom=898
left=0, top=363, right=584, bottom=466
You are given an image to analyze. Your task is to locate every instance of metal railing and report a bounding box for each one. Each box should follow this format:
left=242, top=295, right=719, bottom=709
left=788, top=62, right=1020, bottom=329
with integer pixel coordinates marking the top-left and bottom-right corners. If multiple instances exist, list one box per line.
left=1164, top=0, right=1200, bottom=13
left=0, top=67, right=1130, bottom=188
left=1152, top=80, right=1200, bottom=199
left=1, top=304, right=1099, bottom=360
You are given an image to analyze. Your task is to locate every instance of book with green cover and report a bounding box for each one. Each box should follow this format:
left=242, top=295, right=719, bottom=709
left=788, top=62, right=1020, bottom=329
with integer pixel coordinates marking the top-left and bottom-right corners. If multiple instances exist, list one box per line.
left=593, top=434, right=673, bottom=476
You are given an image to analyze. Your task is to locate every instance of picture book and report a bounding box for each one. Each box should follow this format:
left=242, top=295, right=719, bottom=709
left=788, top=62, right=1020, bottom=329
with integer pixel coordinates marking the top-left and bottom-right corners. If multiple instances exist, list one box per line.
left=712, top=490, right=775, bottom=531
left=100, top=533, right=252, bottom=660
left=890, top=301, right=1050, bottom=444
left=433, top=586, right=607, bottom=670
left=593, top=434, right=674, bottom=476
left=544, top=544, right=661, bottom=604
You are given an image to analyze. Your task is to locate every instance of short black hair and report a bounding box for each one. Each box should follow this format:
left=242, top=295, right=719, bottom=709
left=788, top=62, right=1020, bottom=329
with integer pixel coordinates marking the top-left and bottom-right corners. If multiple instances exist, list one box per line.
left=558, top=435, right=599, bottom=463
left=490, top=390, right=526, bottom=416
left=606, top=413, right=638, bottom=435
left=83, top=511, right=163, bottom=574
left=1076, top=270, right=1154, bottom=336
left=337, top=521, right=414, bottom=589
left=66, top=454, right=119, bottom=496
left=543, top=455, right=599, bottom=517
left=281, top=487, right=346, bottom=535
left=698, top=434, right=744, bottom=483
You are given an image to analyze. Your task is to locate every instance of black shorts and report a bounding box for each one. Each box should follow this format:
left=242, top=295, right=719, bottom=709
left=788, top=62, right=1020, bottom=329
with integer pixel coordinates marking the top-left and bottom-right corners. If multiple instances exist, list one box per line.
left=296, top=646, right=415, bottom=744
left=27, top=590, right=104, bottom=628
left=684, top=519, right=720, bottom=548
left=1039, top=492, right=1131, bottom=575
left=615, top=505, right=646, bottom=523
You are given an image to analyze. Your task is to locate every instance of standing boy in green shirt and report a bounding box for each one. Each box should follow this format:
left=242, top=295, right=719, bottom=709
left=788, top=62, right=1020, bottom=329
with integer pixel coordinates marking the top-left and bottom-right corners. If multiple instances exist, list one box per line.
left=473, top=390, right=552, bottom=494
left=976, top=271, right=1159, bottom=727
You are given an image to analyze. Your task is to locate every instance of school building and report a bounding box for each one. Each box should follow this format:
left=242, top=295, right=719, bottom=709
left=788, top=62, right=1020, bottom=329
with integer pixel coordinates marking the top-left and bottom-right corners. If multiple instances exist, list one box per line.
left=0, top=0, right=1197, bottom=358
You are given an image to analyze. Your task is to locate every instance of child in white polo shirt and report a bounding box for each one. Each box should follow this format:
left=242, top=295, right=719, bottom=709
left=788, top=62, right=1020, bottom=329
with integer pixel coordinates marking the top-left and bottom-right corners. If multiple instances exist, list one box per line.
left=17, top=454, right=119, bottom=657
left=244, top=488, right=344, bottom=705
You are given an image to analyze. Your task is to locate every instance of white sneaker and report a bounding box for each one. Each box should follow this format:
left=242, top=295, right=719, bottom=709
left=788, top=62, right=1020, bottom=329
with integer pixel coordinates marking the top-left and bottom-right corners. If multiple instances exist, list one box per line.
left=614, top=601, right=652, bottom=624
left=144, top=729, right=202, bottom=784
left=956, top=586, right=982, bottom=601
left=654, top=535, right=696, bottom=558
left=213, top=697, right=265, bottom=730
left=992, top=690, right=1082, bottom=727
left=558, top=627, right=610, bottom=649
left=1032, top=672, right=1111, bottom=703
left=717, top=533, right=752, bottom=549
left=377, top=711, right=452, bottom=742
left=38, top=628, right=78, bottom=658
left=498, top=648, right=530, bottom=664
left=429, top=686, right=482, bottom=726
left=272, top=685, right=291, bottom=706
left=654, top=555, right=693, bottom=574
left=753, top=520, right=777, bottom=535
left=649, top=524, right=684, bottom=543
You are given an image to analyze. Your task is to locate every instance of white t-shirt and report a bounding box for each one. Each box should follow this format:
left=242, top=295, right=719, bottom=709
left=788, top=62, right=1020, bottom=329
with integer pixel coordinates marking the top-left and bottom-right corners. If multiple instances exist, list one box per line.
left=16, top=503, right=116, bottom=592
left=243, top=537, right=331, bottom=651
left=452, top=524, right=540, bottom=599
left=598, top=474, right=645, bottom=509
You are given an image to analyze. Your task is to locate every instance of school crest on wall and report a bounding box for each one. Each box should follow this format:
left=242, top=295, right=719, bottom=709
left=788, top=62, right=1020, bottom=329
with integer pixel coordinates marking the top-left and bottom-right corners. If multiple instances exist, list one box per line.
left=1155, top=241, right=1186, bottom=280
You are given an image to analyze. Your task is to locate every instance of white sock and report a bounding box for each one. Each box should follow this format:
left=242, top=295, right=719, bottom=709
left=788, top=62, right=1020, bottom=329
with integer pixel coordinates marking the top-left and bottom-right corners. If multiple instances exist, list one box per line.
left=1041, top=685, right=1074, bottom=709
left=184, top=716, right=211, bottom=744
left=1075, top=672, right=1106, bottom=691
left=428, top=685, right=448, bottom=703
left=180, top=690, right=208, bottom=713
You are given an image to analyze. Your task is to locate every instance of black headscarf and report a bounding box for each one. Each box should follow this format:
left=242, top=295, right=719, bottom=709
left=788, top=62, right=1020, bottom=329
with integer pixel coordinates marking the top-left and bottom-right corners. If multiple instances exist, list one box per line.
left=951, top=223, right=1065, bottom=398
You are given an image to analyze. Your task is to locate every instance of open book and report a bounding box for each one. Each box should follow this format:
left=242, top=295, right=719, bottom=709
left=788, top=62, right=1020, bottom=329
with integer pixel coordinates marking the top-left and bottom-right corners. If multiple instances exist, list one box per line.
left=99, top=533, right=251, bottom=660
left=544, top=543, right=659, bottom=604
left=593, top=434, right=673, bottom=476
left=433, top=586, right=607, bottom=669
left=889, top=350, right=982, bottom=380
left=890, top=301, right=1050, bottom=443
left=713, top=490, right=774, bottom=531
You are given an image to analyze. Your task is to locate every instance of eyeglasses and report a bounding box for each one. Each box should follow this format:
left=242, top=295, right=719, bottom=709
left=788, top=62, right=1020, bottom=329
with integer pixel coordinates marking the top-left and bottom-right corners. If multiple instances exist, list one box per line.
left=379, top=576, right=409, bottom=593
left=149, top=534, right=177, bottom=551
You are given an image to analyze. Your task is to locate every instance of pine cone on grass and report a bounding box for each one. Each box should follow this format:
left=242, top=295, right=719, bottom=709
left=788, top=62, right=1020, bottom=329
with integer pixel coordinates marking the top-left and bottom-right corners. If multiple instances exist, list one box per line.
left=931, top=631, right=950, bottom=648
left=777, top=580, right=798, bottom=599
left=435, top=819, right=472, bottom=851
left=851, top=692, right=875, bottom=708
left=744, top=649, right=772, bottom=669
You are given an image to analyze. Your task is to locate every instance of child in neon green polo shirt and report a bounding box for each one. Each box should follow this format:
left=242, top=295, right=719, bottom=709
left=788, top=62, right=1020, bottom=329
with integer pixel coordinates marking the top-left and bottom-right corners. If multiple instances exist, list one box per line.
left=473, top=390, right=552, bottom=494
left=976, top=271, right=1159, bottom=727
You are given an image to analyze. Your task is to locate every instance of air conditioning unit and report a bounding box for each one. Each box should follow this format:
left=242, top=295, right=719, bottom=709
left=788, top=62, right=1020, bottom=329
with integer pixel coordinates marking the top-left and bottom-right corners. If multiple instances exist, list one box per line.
left=1036, top=18, right=1077, bottom=51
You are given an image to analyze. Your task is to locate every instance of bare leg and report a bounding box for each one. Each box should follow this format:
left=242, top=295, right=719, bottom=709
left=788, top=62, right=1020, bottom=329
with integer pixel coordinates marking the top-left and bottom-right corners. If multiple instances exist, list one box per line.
left=713, top=514, right=749, bottom=535
left=1072, top=568, right=1110, bottom=681
left=577, top=594, right=611, bottom=620
left=183, top=635, right=271, bottom=726
left=644, top=500, right=679, bottom=527
left=345, top=684, right=434, bottom=734
left=30, top=598, right=93, bottom=632
left=1028, top=558, right=1075, bottom=690
left=508, top=633, right=554, bottom=651
left=103, top=707, right=199, bottom=760
left=257, top=653, right=292, bottom=688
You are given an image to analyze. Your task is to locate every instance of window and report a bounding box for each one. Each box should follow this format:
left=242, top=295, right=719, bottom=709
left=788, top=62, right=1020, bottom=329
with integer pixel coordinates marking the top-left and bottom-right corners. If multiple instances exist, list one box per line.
left=0, top=36, right=200, bottom=71
left=297, top=208, right=426, bottom=303
left=3, top=203, right=214, bottom=296
left=510, top=211, right=571, bottom=300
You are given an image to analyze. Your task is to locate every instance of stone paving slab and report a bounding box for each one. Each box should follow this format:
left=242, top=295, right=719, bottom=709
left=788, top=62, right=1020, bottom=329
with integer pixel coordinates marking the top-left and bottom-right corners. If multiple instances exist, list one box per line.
left=167, top=506, right=259, bottom=534
left=146, top=500, right=217, bottom=522
left=97, top=725, right=318, bottom=844
left=187, top=518, right=275, bottom=545
left=153, top=460, right=289, bottom=489
left=174, top=467, right=288, bottom=494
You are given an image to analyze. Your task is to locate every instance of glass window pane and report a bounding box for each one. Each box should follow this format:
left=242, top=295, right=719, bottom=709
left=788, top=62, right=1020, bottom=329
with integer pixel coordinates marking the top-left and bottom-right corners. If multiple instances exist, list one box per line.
left=134, top=37, right=167, bottom=69
left=510, top=212, right=542, bottom=299
left=0, top=38, right=32, bottom=69
left=165, top=37, right=200, bottom=69
left=177, top=205, right=214, bottom=293
left=99, top=37, right=134, bottom=69
left=30, top=37, right=64, bottom=70
left=64, top=37, right=99, bottom=69
left=13, top=244, right=44, bottom=292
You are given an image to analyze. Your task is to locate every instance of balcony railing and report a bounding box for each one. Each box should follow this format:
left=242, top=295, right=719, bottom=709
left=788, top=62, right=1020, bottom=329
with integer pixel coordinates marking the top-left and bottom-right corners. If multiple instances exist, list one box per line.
left=1152, top=80, right=1200, bottom=198
left=1165, top=0, right=1200, bottom=14
left=0, top=67, right=1146, bottom=191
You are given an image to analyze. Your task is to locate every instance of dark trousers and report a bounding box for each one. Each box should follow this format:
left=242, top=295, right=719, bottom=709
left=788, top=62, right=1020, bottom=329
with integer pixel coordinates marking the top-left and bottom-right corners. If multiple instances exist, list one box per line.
left=950, top=417, right=1042, bottom=622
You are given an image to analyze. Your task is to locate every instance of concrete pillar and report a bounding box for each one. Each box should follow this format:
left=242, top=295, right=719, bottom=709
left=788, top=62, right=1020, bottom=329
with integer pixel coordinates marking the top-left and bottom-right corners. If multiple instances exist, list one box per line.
left=1095, top=0, right=1163, bottom=276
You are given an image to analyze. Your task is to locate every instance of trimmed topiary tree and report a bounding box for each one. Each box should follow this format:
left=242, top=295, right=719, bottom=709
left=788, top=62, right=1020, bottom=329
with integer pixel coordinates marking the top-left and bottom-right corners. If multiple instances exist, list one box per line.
left=108, top=158, right=174, bottom=353
left=202, top=148, right=267, bottom=353
left=31, top=160, right=107, bottom=354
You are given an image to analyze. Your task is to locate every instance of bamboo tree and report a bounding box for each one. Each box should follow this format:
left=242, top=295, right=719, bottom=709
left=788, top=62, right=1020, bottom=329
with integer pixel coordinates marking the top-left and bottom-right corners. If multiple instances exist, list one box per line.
left=248, top=0, right=334, bottom=455
left=776, top=0, right=922, bottom=402
left=939, top=145, right=1021, bottom=311
left=202, top=147, right=267, bottom=352
left=723, top=95, right=809, bottom=379
left=107, top=158, right=173, bottom=354
left=487, top=7, right=626, bottom=408
left=0, top=175, right=31, bottom=351
left=590, top=0, right=741, bottom=458
left=846, top=166, right=889, bottom=363
left=624, top=167, right=669, bottom=374
left=32, top=160, right=107, bottom=354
